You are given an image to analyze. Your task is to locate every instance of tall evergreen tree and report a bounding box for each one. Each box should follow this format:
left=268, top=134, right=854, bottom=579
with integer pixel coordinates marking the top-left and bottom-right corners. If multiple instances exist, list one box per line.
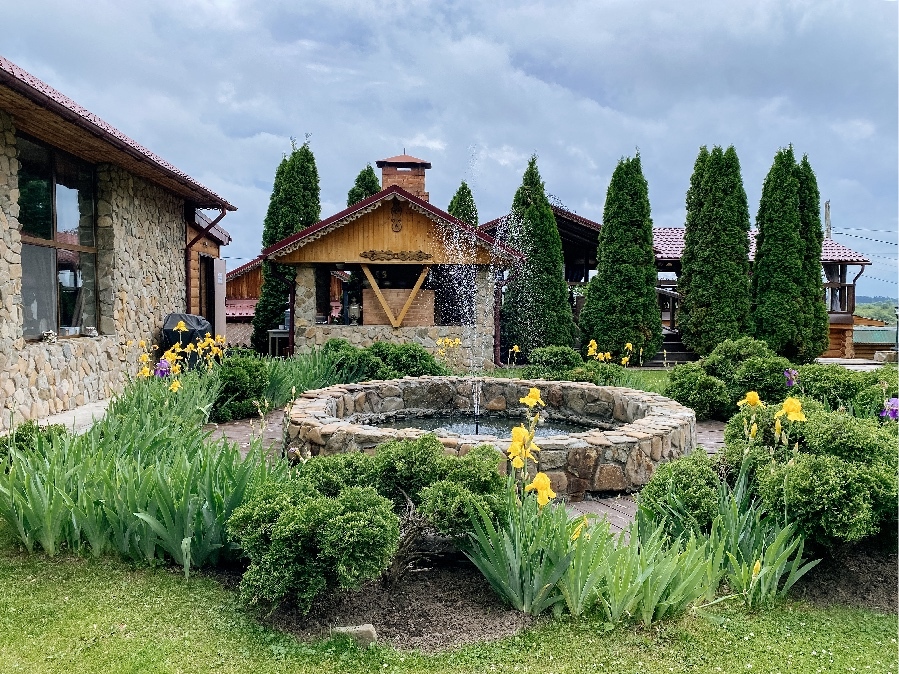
left=501, top=156, right=577, bottom=354
left=436, top=181, right=479, bottom=325
left=251, top=141, right=321, bottom=352
left=347, top=164, right=381, bottom=206
left=750, top=146, right=803, bottom=358
left=794, top=154, right=830, bottom=362
left=579, top=154, right=662, bottom=360
left=678, top=145, right=752, bottom=355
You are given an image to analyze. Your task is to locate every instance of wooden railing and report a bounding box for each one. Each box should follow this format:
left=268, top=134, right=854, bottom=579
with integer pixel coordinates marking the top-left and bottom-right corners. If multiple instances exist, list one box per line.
left=824, top=282, right=855, bottom=314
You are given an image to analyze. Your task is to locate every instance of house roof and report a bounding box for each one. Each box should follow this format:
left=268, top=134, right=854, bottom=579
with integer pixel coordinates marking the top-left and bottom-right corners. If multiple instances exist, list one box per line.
left=224, top=298, right=258, bottom=319
left=376, top=154, right=431, bottom=169
left=261, top=184, right=522, bottom=262
left=0, top=55, right=235, bottom=211
left=195, top=210, right=232, bottom=246
left=226, top=255, right=263, bottom=280
left=653, top=228, right=870, bottom=265
left=480, top=204, right=602, bottom=234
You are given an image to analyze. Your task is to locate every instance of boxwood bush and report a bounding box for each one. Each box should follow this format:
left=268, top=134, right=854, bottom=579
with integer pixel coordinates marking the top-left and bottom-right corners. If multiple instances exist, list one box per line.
left=638, top=452, right=720, bottom=534
left=663, top=362, right=729, bottom=421
left=523, top=345, right=583, bottom=379
left=322, top=338, right=448, bottom=382
left=211, top=356, right=269, bottom=422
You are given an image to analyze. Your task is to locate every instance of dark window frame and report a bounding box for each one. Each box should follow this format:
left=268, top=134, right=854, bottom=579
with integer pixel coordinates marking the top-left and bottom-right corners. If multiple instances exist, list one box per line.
left=17, top=133, right=99, bottom=340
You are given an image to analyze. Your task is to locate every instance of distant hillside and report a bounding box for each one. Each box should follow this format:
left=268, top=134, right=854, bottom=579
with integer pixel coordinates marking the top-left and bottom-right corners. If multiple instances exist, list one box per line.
left=856, top=295, right=896, bottom=304
left=855, top=300, right=897, bottom=325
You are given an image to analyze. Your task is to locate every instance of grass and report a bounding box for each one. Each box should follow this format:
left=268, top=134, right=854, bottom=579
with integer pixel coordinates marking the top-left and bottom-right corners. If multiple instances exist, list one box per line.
left=487, top=366, right=671, bottom=395
left=0, top=525, right=894, bottom=674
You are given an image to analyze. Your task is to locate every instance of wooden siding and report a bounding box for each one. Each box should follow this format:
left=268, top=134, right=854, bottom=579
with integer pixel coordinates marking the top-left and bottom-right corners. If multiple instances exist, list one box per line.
left=187, top=224, right=221, bottom=316
left=227, top=265, right=263, bottom=300
left=275, top=201, right=492, bottom=265
left=362, top=288, right=434, bottom=326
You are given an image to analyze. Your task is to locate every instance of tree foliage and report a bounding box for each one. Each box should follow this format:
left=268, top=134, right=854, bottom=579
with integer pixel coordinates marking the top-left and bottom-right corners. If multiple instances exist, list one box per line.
left=346, top=164, right=381, bottom=206
left=501, top=156, right=577, bottom=354
left=750, top=146, right=806, bottom=360
left=251, top=141, right=321, bottom=352
left=579, top=154, right=662, bottom=360
left=678, top=146, right=752, bottom=356
left=794, top=155, right=831, bottom=363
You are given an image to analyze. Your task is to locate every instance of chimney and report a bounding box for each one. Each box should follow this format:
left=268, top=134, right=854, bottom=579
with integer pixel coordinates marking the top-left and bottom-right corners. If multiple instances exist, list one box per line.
left=376, top=153, right=431, bottom=202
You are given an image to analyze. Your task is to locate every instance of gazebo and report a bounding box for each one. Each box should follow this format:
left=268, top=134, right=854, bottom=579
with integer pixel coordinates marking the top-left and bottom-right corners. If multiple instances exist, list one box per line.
left=260, top=156, right=520, bottom=369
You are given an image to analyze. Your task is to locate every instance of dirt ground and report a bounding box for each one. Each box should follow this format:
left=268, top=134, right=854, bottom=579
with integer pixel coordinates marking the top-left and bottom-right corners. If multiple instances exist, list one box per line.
left=204, top=409, right=284, bottom=455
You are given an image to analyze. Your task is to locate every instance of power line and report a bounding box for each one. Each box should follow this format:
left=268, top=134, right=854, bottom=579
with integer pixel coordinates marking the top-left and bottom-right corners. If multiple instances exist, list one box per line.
left=865, top=276, right=898, bottom=285
left=833, top=228, right=898, bottom=234
left=833, top=232, right=898, bottom=246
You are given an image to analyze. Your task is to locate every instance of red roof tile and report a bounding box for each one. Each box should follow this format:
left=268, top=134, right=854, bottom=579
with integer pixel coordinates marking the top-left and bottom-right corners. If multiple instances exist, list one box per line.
left=195, top=210, right=232, bottom=246
left=225, top=298, right=258, bottom=319
left=0, top=55, right=235, bottom=211
left=376, top=154, right=431, bottom=168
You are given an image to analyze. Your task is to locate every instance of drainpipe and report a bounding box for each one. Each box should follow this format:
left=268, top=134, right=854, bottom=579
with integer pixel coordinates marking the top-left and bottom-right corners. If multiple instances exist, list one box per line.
left=266, top=260, right=296, bottom=356
left=185, top=206, right=227, bottom=315
left=493, top=267, right=516, bottom=366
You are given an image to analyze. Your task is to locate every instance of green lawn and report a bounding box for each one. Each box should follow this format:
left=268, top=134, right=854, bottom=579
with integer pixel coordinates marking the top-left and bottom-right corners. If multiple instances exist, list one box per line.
left=483, top=367, right=671, bottom=395
left=0, top=534, right=894, bottom=674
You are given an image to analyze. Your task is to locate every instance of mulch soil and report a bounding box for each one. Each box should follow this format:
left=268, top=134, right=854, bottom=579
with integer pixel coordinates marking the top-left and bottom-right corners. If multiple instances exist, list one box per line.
left=266, top=558, right=536, bottom=652
left=791, top=544, right=897, bottom=614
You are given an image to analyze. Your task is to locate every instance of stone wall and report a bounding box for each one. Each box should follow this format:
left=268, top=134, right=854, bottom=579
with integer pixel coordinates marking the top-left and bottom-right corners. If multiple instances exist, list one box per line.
left=293, top=265, right=495, bottom=370
left=284, top=377, right=697, bottom=500
left=0, top=110, right=187, bottom=431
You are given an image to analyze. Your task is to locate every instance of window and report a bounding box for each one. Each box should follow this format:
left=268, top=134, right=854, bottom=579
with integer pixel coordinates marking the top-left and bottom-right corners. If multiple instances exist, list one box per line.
left=17, top=135, right=98, bottom=339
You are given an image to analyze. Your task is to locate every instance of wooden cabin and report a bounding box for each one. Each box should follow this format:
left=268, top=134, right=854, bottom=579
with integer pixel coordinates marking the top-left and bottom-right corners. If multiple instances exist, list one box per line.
left=260, top=155, right=520, bottom=368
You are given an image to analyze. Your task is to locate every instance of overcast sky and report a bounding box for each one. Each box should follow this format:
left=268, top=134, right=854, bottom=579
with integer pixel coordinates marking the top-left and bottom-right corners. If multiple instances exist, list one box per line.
left=5, top=0, right=897, bottom=297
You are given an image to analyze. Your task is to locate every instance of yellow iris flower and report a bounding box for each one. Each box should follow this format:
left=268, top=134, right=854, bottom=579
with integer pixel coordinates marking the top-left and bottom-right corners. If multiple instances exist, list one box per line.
left=169, top=379, right=182, bottom=392
left=174, top=320, right=188, bottom=333
left=139, top=340, right=146, bottom=349
left=774, top=417, right=782, bottom=439
left=519, top=388, right=545, bottom=409
left=139, top=353, right=150, bottom=364
left=525, top=472, right=556, bottom=507
left=737, top=391, right=763, bottom=408
left=571, top=516, right=589, bottom=541
left=137, top=366, right=151, bottom=378
left=749, top=423, right=758, bottom=439
left=625, top=342, right=633, bottom=351
left=775, top=397, right=806, bottom=422
left=621, top=356, right=629, bottom=366
left=587, top=340, right=598, bottom=357
left=752, top=559, right=761, bottom=577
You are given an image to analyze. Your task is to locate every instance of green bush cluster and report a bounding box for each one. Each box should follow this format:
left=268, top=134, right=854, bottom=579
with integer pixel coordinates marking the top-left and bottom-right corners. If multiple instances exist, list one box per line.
left=564, top=361, right=628, bottom=386
left=638, top=452, right=721, bottom=533
left=229, top=435, right=507, bottom=614
left=0, top=420, right=68, bottom=465
left=322, top=338, right=448, bottom=382
left=523, top=345, right=584, bottom=379
left=663, top=363, right=729, bottom=421
left=211, top=356, right=270, bottom=422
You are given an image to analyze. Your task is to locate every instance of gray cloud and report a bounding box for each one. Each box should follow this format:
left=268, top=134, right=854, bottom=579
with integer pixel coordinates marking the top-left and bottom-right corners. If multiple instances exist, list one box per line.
left=4, top=0, right=896, bottom=294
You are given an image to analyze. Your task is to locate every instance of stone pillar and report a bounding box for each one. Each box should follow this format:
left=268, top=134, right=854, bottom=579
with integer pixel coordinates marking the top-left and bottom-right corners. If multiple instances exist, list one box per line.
left=293, top=264, right=317, bottom=335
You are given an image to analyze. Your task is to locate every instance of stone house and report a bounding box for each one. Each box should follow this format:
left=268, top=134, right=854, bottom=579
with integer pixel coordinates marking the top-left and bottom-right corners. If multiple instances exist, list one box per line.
left=0, top=55, right=235, bottom=431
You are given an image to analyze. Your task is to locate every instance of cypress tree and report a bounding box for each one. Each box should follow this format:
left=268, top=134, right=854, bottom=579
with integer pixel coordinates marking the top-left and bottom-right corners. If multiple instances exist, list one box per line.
left=678, top=145, right=752, bottom=355
left=794, top=154, right=830, bottom=362
left=436, top=181, right=479, bottom=325
left=501, top=156, right=577, bottom=354
left=347, top=164, right=381, bottom=206
left=750, top=146, right=803, bottom=358
left=251, top=141, right=321, bottom=352
left=579, top=154, right=662, bottom=360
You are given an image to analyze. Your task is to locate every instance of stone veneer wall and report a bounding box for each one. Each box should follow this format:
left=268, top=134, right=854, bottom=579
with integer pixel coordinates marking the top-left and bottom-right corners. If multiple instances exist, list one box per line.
left=284, top=377, right=696, bottom=500
left=292, top=265, right=496, bottom=370
left=0, top=110, right=187, bottom=431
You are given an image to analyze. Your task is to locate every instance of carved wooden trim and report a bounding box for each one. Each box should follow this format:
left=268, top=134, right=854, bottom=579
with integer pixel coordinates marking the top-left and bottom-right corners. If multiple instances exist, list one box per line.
left=359, top=250, right=433, bottom=262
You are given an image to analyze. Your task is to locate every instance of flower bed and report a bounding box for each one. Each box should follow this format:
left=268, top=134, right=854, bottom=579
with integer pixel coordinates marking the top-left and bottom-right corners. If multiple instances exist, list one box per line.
left=284, top=377, right=696, bottom=500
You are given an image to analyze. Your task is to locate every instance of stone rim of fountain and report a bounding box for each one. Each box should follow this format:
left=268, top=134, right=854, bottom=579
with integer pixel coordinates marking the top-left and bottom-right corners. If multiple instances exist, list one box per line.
left=284, top=376, right=696, bottom=501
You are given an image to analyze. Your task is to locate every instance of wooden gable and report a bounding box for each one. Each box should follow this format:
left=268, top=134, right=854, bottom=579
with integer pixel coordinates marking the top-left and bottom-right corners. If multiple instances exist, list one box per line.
left=273, top=198, right=493, bottom=265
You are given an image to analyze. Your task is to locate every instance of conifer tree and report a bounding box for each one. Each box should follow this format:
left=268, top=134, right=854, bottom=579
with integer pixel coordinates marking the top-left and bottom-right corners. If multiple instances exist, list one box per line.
left=251, top=141, right=321, bottom=352
left=501, top=156, right=577, bottom=354
left=678, top=145, right=751, bottom=355
left=794, top=154, right=830, bottom=362
left=346, top=164, right=381, bottom=206
left=750, top=146, right=803, bottom=357
left=436, top=181, right=479, bottom=325
left=579, top=154, right=662, bottom=360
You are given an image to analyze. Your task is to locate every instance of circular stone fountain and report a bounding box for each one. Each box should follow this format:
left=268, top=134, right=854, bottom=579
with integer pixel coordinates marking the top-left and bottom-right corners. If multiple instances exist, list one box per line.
left=284, top=377, right=696, bottom=501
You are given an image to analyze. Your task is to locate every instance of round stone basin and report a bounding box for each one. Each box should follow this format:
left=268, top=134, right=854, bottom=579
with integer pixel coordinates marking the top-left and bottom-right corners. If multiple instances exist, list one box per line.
left=379, top=415, right=592, bottom=438
left=284, top=376, right=696, bottom=501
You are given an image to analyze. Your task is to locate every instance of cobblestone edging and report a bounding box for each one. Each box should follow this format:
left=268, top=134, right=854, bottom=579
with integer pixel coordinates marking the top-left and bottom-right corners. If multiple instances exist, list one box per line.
left=284, top=377, right=696, bottom=501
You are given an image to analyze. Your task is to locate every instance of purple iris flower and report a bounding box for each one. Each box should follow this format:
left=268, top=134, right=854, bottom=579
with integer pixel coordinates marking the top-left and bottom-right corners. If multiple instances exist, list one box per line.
left=784, top=369, right=799, bottom=387
left=154, top=358, right=171, bottom=377
left=881, top=397, right=899, bottom=420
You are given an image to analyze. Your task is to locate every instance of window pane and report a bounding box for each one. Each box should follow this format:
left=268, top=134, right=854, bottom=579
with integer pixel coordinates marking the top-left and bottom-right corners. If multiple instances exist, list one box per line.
left=17, top=137, right=53, bottom=240
left=55, top=151, right=95, bottom=247
left=21, top=244, right=57, bottom=338
left=58, top=251, right=97, bottom=334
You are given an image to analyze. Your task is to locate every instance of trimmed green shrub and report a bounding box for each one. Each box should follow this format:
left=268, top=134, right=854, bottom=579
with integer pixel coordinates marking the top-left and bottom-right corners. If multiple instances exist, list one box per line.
left=565, top=361, right=627, bottom=386
left=729, top=355, right=792, bottom=408
left=0, top=420, right=68, bottom=464
left=228, top=481, right=399, bottom=615
left=803, top=412, right=895, bottom=463
left=723, top=397, right=824, bottom=450
left=368, top=341, right=449, bottom=378
left=703, top=337, right=776, bottom=385
left=757, top=454, right=888, bottom=547
left=524, top=345, right=584, bottom=379
left=663, top=363, right=729, bottom=421
left=638, top=452, right=720, bottom=533
left=795, top=364, right=866, bottom=410
left=212, top=356, right=269, bottom=422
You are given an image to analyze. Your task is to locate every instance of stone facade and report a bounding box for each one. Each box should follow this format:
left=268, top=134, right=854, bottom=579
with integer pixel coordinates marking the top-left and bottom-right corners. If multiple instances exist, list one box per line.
left=292, top=265, right=496, bottom=371
left=284, top=377, right=697, bottom=500
left=0, top=110, right=187, bottom=431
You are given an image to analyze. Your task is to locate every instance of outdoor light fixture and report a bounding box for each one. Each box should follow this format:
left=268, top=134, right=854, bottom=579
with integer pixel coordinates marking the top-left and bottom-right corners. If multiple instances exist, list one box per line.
left=348, top=302, right=361, bottom=325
